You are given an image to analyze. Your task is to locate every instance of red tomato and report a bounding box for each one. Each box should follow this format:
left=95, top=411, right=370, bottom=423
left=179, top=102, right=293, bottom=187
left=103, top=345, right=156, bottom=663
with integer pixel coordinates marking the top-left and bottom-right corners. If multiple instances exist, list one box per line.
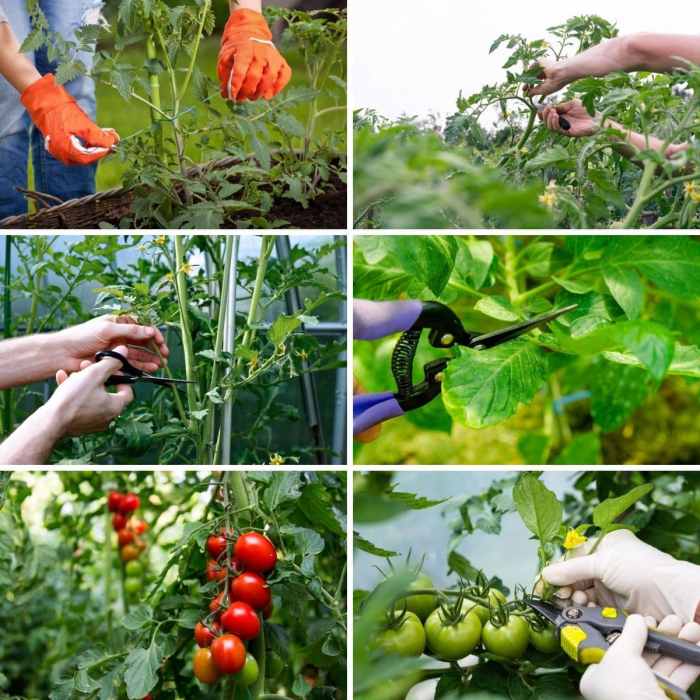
left=234, top=532, right=277, bottom=573
left=220, top=601, right=261, bottom=640
left=120, top=492, right=140, bottom=513
left=210, top=592, right=226, bottom=613
left=107, top=491, right=124, bottom=513
left=206, top=559, right=227, bottom=583
left=120, top=544, right=140, bottom=562
left=207, top=534, right=228, bottom=559
left=133, top=520, right=149, bottom=535
left=118, top=529, right=134, bottom=547
left=263, top=601, right=273, bottom=620
left=195, top=621, right=221, bottom=648
left=231, top=572, right=271, bottom=610
left=193, top=647, right=220, bottom=684
left=112, top=513, right=127, bottom=531
left=211, top=634, right=246, bottom=674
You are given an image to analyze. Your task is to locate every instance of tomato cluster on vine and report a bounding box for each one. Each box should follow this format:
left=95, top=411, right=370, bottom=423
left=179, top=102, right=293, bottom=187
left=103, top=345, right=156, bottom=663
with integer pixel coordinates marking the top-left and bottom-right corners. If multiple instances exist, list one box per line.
left=378, top=571, right=560, bottom=663
left=193, top=530, right=277, bottom=686
left=107, top=490, right=149, bottom=595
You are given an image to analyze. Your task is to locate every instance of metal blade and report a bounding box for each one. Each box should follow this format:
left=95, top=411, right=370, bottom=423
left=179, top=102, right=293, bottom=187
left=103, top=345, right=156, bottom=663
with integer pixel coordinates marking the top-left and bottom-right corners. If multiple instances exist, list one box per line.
left=469, top=304, right=578, bottom=350
left=141, top=376, right=197, bottom=387
left=526, top=599, right=562, bottom=625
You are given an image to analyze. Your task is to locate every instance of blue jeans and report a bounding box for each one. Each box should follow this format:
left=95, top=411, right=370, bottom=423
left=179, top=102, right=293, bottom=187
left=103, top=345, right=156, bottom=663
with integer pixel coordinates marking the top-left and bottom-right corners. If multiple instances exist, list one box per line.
left=0, top=0, right=103, bottom=218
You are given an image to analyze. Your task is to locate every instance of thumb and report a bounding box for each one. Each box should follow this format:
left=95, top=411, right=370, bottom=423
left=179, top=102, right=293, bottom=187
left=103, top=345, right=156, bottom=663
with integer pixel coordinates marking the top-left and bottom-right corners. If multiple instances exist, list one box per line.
left=542, top=554, right=599, bottom=587
left=90, top=345, right=129, bottom=382
left=608, top=614, right=648, bottom=658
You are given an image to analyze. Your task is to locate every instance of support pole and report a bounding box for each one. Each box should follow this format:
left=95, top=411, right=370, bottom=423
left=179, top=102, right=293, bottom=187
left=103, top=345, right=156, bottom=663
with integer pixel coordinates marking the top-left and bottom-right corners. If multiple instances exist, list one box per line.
left=274, top=235, right=326, bottom=464
left=331, top=237, right=347, bottom=465
left=221, top=236, right=240, bottom=466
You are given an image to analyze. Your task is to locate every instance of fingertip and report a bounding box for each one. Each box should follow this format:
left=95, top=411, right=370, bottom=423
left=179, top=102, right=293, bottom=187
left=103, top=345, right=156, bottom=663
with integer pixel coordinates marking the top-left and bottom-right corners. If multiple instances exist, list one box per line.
left=56, top=369, right=67, bottom=384
left=79, top=360, right=92, bottom=370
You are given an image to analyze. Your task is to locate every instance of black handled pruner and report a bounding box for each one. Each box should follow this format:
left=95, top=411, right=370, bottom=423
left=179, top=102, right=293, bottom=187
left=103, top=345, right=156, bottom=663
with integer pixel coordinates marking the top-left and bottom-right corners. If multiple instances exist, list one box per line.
left=95, top=350, right=196, bottom=389
left=393, top=301, right=577, bottom=412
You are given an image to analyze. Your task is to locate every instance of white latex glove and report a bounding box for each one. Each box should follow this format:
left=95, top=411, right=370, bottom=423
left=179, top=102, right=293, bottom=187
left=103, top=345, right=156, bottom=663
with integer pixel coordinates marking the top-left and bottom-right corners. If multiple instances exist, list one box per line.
left=644, top=615, right=700, bottom=691
left=580, top=615, right=668, bottom=700
left=542, top=530, right=700, bottom=623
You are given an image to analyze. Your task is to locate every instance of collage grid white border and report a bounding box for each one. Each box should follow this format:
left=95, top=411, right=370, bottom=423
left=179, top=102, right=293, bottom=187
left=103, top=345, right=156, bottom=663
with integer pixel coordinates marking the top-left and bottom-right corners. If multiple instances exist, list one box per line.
left=3, top=9, right=700, bottom=692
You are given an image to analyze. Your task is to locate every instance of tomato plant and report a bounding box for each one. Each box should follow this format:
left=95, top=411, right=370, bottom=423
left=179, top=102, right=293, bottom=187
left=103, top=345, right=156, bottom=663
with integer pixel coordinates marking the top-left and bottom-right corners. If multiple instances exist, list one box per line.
left=0, top=470, right=347, bottom=699
left=354, top=470, right=700, bottom=700
left=0, top=234, right=347, bottom=465
left=354, top=234, right=700, bottom=465
left=9, top=2, right=347, bottom=229
left=354, top=15, right=700, bottom=230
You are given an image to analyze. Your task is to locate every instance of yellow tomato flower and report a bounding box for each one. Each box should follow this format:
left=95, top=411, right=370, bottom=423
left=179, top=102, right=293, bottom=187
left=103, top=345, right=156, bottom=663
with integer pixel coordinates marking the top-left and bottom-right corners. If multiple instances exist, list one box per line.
left=563, top=529, right=588, bottom=550
left=539, top=180, right=558, bottom=208
left=684, top=181, right=700, bottom=203
left=155, top=234, right=167, bottom=246
left=269, top=453, right=284, bottom=466
left=179, top=262, right=194, bottom=275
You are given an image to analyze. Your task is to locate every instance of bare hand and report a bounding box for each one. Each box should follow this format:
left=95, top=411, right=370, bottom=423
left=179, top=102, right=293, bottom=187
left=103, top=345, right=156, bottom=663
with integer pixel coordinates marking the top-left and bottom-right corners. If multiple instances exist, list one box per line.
left=55, top=315, right=169, bottom=373
left=51, top=345, right=134, bottom=436
left=526, top=58, right=570, bottom=98
left=539, top=100, right=599, bottom=137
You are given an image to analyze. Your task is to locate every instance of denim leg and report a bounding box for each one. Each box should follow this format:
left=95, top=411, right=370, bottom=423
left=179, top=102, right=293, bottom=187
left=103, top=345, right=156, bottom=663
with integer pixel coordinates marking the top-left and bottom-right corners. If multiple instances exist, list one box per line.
left=0, top=3, right=32, bottom=216
left=32, top=0, right=104, bottom=201
left=0, top=132, right=31, bottom=218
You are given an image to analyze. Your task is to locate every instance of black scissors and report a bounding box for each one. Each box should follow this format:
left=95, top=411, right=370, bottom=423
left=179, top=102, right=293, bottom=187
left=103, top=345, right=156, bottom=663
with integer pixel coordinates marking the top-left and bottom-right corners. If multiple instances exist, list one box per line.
left=95, top=350, right=196, bottom=389
left=528, top=600, right=698, bottom=700
left=353, top=300, right=577, bottom=435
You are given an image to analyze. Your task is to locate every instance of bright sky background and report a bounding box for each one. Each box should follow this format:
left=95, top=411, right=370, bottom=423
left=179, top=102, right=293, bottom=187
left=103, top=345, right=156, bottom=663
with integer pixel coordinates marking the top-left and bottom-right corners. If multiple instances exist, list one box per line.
left=351, top=0, right=700, bottom=120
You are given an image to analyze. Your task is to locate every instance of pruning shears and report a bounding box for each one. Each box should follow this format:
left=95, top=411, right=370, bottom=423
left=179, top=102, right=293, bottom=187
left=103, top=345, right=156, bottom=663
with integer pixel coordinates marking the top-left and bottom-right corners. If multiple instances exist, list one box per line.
left=95, top=350, right=196, bottom=389
left=527, top=600, right=699, bottom=700
left=536, top=100, right=571, bottom=131
left=353, top=300, right=577, bottom=436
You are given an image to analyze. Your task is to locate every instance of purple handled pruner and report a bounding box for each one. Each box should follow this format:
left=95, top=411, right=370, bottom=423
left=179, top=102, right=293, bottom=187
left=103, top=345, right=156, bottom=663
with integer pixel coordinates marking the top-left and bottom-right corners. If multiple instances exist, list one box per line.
left=353, top=300, right=577, bottom=436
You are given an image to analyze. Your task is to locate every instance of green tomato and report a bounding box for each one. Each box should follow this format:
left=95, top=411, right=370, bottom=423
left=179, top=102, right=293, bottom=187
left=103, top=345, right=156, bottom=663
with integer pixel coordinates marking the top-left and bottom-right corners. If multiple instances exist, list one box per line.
left=424, top=608, right=482, bottom=661
left=377, top=611, right=426, bottom=657
left=266, top=651, right=283, bottom=678
left=235, top=653, right=259, bottom=686
left=462, top=588, right=507, bottom=625
left=529, top=623, right=560, bottom=654
left=482, top=615, right=529, bottom=659
left=125, top=560, right=143, bottom=577
left=124, top=576, right=142, bottom=595
left=399, top=573, right=438, bottom=621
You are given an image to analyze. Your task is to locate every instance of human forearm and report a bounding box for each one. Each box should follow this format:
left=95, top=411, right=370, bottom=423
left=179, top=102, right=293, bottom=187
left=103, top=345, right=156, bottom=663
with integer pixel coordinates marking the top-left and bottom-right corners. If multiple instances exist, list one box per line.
left=0, top=22, right=41, bottom=93
left=0, top=333, right=73, bottom=389
left=229, top=0, right=262, bottom=12
left=546, top=34, right=700, bottom=91
left=0, top=403, right=64, bottom=465
left=605, top=119, right=688, bottom=160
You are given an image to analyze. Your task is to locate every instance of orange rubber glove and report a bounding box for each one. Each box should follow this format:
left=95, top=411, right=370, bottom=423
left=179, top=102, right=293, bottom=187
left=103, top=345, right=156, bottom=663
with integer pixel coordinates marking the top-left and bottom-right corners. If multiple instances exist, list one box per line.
left=20, top=74, right=119, bottom=166
left=217, top=8, right=292, bottom=102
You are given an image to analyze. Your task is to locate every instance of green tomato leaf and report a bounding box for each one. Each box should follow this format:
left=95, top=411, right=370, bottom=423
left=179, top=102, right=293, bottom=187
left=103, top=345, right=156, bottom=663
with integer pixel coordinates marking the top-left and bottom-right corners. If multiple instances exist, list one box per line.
left=603, top=343, right=700, bottom=378
left=513, top=474, right=562, bottom=544
left=518, top=433, right=551, bottom=465
left=455, top=238, right=494, bottom=289
left=270, top=314, right=301, bottom=346
left=553, top=320, right=674, bottom=381
left=353, top=532, right=399, bottom=558
left=524, top=145, right=575, bottom=171
left=590, top=360, right=654, bottom=432
left=442, top=340, right=548, bottom=428
left=381, top=235, right=459, bottom=296
left=474, top=296, right=519, bottom=321
left=554, top=433, right=601, bottom=465
left=593, top=484, right=654, bottom=529
left=124, top=646, right=161, bottom=699
left=603, top=265, right=644, bottom=320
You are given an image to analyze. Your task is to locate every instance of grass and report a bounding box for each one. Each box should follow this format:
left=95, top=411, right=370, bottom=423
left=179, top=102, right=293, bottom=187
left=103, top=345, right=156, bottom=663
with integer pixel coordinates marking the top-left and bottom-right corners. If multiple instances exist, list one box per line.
left=95, top=37, right=346, bottom=190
